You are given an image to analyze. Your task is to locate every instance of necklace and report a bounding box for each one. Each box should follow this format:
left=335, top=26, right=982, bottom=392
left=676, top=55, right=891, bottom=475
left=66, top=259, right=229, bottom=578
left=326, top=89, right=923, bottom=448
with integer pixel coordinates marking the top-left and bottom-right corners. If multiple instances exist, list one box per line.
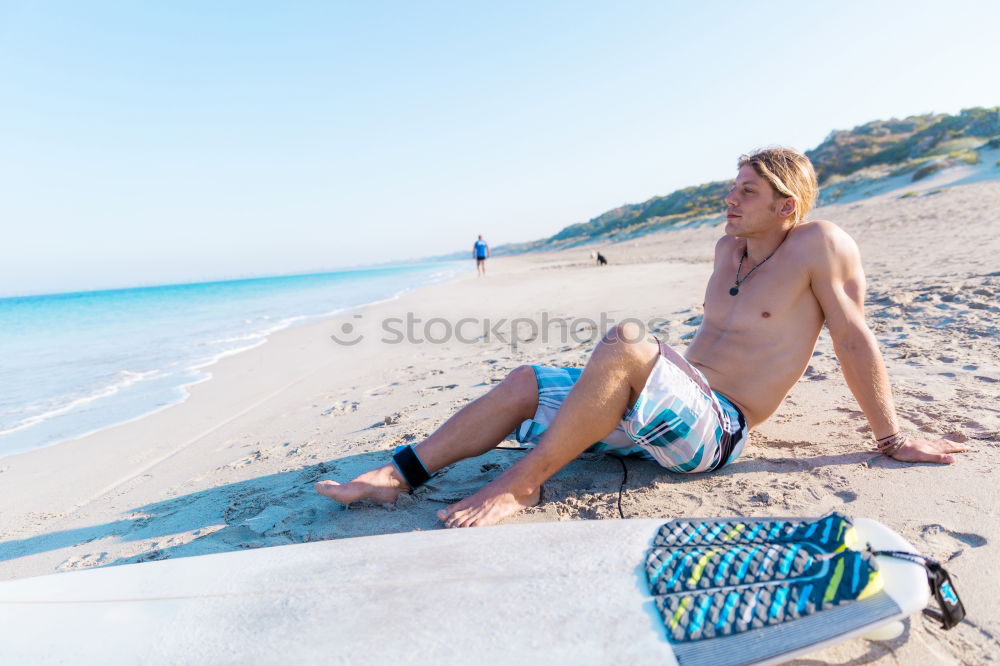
left=729, top=236, right=786, bottom=296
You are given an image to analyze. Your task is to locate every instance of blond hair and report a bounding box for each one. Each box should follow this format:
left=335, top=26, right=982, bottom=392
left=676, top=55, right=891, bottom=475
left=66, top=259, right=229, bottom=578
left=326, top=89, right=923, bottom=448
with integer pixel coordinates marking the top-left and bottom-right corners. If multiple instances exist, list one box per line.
left=738, top=148, right=818, bottom=225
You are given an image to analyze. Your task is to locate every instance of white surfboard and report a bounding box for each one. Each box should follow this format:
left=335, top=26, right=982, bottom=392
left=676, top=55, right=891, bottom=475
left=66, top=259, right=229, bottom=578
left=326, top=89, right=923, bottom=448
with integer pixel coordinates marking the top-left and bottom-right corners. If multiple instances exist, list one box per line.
left=0, top=517, right=928, bottom=665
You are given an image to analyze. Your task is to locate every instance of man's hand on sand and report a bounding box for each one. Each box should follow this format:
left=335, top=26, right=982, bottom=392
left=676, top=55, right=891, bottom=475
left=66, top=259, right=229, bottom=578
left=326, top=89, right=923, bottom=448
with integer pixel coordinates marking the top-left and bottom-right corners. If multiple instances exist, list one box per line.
left=890, top=437, right=969, bottom=464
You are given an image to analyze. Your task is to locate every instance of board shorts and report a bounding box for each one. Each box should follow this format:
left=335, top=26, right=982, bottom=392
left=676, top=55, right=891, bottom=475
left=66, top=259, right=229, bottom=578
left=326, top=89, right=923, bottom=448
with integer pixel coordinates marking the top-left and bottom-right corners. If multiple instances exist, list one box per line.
left=512, top=340, right=748, bottom=473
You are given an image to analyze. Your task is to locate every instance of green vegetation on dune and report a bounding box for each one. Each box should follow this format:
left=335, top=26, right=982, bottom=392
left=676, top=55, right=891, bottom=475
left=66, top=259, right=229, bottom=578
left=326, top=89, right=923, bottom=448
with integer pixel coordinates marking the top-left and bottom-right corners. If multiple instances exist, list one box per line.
left=911, top=160, right=949, bottom=182
left=806, top=107, right=999, bottom=183
left=548, top=181, right=730, bottom=243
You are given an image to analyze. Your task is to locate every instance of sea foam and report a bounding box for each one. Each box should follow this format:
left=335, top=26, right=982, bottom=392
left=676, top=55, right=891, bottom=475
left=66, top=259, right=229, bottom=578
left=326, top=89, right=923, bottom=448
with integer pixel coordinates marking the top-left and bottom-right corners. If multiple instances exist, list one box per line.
left=0, top=262, right=462, bottom=457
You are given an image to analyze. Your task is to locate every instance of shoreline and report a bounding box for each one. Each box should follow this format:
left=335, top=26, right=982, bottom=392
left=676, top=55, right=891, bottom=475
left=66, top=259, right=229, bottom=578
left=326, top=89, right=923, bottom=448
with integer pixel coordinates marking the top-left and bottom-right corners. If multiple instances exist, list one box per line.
left=1, top=180, right=999, bottom=663
left=0, top=263, right=467, bottom=460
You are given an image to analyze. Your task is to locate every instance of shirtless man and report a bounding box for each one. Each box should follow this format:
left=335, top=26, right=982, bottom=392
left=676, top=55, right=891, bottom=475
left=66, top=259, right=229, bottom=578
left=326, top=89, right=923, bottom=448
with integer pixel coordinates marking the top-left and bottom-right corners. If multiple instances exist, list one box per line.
left=316, top=147, right=967, bottom=527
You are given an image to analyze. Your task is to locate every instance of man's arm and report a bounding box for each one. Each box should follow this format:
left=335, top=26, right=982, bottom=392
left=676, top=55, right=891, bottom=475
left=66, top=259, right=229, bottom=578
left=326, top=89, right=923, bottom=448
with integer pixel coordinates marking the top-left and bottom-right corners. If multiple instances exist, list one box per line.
left=807, top=222, right=967, bottom=464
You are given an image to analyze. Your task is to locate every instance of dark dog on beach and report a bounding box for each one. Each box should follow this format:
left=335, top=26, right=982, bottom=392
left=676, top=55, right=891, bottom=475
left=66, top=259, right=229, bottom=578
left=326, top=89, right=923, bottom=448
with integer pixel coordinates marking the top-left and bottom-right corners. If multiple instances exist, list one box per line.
left=592, top=251, right=608, bottom=266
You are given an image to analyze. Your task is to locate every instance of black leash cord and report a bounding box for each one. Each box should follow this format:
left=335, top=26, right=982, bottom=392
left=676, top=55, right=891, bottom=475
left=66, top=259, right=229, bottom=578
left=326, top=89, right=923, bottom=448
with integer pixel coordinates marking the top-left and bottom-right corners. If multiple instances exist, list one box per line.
left=615, top=456, right=628, bottom=519
left=870, top=549, right=967, bottom=630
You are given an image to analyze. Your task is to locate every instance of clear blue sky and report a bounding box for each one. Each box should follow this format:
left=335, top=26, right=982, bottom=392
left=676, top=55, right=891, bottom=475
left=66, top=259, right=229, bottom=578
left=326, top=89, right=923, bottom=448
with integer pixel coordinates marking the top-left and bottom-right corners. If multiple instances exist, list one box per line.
left=2, top=0, right=998, bottom=296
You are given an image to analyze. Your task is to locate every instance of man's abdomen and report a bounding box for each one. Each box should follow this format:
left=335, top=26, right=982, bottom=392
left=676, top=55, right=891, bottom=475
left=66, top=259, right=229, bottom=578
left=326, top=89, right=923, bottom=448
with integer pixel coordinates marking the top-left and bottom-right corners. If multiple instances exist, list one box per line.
left=687, top=325, right=820, bottom=427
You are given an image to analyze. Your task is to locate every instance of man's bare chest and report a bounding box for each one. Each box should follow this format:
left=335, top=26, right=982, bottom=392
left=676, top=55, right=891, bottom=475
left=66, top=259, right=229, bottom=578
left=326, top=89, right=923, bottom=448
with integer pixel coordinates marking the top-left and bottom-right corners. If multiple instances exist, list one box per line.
left=704, top=261, right=816, bottom=329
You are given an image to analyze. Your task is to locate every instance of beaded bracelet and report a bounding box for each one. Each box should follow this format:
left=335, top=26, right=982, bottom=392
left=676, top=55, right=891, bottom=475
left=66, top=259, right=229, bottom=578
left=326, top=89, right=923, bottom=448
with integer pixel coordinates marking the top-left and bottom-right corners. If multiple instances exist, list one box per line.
left=876, top=431, right=907, bottom=456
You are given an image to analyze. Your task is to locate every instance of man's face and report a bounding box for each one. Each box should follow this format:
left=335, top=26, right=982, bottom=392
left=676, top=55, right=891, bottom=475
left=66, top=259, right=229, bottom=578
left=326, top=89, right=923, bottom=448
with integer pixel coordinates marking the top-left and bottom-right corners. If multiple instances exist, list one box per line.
left=724, top=165, right=786, bottom=237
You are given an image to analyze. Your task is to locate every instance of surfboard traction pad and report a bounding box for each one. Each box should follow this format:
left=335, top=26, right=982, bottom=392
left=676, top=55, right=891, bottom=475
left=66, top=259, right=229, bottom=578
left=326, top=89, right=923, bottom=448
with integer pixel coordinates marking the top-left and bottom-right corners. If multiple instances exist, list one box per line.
left=644, top=513, right=901, bottom=666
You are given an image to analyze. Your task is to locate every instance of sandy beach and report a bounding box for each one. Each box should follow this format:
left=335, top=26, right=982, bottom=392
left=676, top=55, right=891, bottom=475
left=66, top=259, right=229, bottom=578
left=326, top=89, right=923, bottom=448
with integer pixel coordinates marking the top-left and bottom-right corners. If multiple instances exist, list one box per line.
left=2, top=167, right=999, bottom=663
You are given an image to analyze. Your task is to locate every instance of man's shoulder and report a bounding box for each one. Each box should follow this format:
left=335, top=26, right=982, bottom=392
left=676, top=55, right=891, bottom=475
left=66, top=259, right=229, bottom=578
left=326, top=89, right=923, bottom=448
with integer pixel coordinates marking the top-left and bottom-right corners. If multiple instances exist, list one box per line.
left=714, top=235, right=739, bottom=251
left=790, top=220, right=858, bottom=250
left=790, top=220, right=862, bottom=273
left=794, top=219, right=846, bottom=238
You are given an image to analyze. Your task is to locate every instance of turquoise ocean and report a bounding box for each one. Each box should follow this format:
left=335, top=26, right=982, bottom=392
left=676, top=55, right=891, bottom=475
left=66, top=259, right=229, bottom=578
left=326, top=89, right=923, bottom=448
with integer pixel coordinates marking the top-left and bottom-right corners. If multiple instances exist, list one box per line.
left=0, top=263, right=462, bottom=458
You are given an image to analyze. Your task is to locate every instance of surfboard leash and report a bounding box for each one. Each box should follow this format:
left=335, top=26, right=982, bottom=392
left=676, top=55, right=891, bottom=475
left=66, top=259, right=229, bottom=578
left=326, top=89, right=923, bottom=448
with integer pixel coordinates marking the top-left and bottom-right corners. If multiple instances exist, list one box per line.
left=868, top=549, right=967, bottom=630
left=614, top=456, right=628, bottom=520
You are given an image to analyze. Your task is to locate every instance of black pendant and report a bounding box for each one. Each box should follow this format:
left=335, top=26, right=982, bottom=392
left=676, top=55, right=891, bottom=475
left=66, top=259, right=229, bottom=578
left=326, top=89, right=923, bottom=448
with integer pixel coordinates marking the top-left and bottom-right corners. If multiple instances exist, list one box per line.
left=729, top=286, right=739, bottom=296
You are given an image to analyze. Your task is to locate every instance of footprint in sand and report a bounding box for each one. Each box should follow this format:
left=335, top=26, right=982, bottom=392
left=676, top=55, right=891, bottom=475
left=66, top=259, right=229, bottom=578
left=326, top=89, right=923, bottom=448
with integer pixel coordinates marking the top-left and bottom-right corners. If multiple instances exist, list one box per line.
left=222, top=449, right=270, bottom=469
left=284, top=442, right=311, bottom=457
left=833, top=489, right=858, bottom=503
left=420, top=384, right=459, bottom=394
left=918, top=523, right=988, bottom=561
left=364, top=382, right=400, bottom=397
left=835, top=406, right=865, bottom=419
left=967, top=301, right=994, bottom=311
left=384, top=411, right=410, bottom=425
left=133, top=549, right=170, bottom=563
left=58, top=552, right=110, bottom=571
left=555, top=494, right=615, bottom=521
left=384, top=433, right=420, bottom=450
left=670, top=492, right=704, bottom=510
left=322, top=400, right=359, bottom=416
left=804, top=365, right=828, bottom=381
left=242, top=505, right=296, bottom=536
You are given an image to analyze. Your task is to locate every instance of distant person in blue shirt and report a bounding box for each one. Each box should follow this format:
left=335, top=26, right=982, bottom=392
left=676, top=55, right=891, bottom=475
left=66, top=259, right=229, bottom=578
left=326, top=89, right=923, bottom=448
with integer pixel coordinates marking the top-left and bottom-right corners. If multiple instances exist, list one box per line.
left=473, top=235, right=490, bottom=276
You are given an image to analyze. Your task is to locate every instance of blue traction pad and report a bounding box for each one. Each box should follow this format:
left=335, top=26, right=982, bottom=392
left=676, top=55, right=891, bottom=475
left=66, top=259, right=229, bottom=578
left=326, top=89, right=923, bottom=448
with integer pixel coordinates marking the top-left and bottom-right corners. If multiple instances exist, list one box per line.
left=644, top=513, right=882, bottom=644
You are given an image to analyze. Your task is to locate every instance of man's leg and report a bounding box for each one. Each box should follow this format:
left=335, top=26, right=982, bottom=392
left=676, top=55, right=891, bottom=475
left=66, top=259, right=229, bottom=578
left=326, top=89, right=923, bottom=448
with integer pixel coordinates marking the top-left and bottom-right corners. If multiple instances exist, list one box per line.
left=439, top=323, right=660, bottom=528
left=315, top=365, right=539, bottom=504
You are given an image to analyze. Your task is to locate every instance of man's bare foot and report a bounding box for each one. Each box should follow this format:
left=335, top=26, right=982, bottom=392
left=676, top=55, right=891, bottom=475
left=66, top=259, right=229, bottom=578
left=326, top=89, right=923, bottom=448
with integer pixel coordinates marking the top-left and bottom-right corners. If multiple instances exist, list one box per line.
left=314, top=464, right=409, bottom=505
left=436, top=480, right=541, bottom=528
left=891, top=437, right=969, bottom=464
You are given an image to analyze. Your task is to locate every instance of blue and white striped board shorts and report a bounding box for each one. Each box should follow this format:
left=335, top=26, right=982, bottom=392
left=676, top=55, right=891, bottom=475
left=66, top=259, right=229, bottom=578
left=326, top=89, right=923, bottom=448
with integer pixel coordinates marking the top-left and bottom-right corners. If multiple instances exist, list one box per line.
left=513, top=340, right=748, bottom=473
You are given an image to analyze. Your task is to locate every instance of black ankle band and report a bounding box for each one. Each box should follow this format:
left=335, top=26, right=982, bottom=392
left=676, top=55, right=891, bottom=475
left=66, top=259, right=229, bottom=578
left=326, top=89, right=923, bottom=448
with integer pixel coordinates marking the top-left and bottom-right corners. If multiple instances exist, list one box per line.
left=392, top=445, right=431, bottom=491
